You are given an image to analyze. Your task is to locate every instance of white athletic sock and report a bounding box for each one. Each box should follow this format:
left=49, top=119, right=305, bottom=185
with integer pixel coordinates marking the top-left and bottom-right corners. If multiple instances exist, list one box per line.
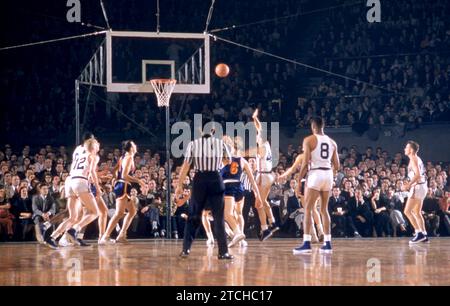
left=415, top=230, right=420, bottom=234
left=261, top=225, right=268, bottom=231
left=422, top=230, right=427, bottom=235
left=303, top=234, right=312, bottom=242
left=324, top=234, right=331, bottom=242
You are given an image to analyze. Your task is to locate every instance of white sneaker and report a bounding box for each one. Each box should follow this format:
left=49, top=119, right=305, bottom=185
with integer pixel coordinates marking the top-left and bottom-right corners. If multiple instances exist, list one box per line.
left=98, top=237, right=116, bottom=245
left=58, top=234, right=73, bottom=247
left=228, top=233, right=245, bottom=248
left=240, top=240, right=248, bottom=248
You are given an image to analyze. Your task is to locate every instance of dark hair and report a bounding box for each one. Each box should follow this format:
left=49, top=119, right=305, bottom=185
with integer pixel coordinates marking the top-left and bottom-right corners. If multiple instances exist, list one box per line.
left=19, top=186, right=28, bottom=194
left=82, top=132, right=95, bottom=143
left=407, top=140, right=420, bottom=152
left=310, top=116, right=324, bottom=129
left=38, top=183, right=48, bottom=189
left=122, top=140, right=134, bottom=153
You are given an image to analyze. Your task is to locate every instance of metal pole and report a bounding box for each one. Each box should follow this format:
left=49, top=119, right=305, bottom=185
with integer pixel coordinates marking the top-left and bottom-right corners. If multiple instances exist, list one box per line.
left=75, top=79, right=80, bottom=145
left=165, top=105, right=171, bottom=238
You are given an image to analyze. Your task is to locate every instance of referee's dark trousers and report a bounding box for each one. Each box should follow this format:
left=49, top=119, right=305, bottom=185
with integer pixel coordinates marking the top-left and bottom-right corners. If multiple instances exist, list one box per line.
left=183, top=171, right=229, bottom=255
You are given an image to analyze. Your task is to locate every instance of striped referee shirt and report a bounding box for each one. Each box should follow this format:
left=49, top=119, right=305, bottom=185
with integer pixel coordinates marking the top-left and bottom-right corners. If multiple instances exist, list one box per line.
left=184, top=135, right=231, bottom=172
left=240, top=173, right=252, bottom=191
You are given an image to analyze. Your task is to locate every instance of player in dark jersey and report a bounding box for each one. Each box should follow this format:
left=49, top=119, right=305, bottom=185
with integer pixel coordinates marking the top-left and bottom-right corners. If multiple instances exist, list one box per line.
left=222, top=136, right=262, bottom=248
left=99, top=140, right=145, bottom=244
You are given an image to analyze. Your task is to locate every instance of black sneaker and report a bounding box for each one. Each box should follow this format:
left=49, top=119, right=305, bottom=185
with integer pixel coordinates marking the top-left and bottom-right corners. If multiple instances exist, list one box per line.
left=260, top=229, right=273, bottom=241
left=44, top=237, right=59, bottom=250
left=179, top=250, right=190, bottom=258
left=75, top=238, right=90, bottom=247
left=409, top=232, right=426, bottom=244
left=218, top=253, right=234, bottom=260
left=269, top=223, right=280, bottom=234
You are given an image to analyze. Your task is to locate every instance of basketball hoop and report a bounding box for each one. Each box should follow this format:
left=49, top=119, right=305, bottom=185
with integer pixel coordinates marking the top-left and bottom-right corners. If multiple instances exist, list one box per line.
left=149, top=78, right=177, bottom=107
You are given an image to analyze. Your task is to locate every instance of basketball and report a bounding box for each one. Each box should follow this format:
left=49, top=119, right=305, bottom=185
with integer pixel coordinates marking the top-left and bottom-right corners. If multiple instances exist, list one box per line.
left=215, top=63, right=230, bottom=78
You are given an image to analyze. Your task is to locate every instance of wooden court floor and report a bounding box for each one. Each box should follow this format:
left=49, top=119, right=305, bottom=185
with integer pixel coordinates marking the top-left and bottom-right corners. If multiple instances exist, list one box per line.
left=0, top=238, right=449, bottom=286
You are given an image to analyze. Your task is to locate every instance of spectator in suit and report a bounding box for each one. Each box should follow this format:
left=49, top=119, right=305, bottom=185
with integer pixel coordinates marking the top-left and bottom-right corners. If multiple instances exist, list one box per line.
left=348, top=188, right=374, bottom=237
left=0, top=186, right=14, bottom=240
left=371, top=188, right=393, bottom=237
left=328, top=187, right=348, bottom=237
left=49, top=176, right=61, bottom=198
left=422, top=189, right=441, bottom=237
left=32, top=183, right=56, bottom=243
left=1, top=172, right=12, bottom=196
left=37, top=158, right=54, bottom=181
left=382, top=186, right=407, bottom=236
left=283, top=179, right=303, bottom=237
left=102, top=183, right=116, bottom=215
left=11, top=186, right=34, bottom=240
left=7, top=175, right=21, bottom=199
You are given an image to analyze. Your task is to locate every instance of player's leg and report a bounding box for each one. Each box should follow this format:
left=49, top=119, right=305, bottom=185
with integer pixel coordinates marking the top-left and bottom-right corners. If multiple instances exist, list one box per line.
left=116, top=199, right=137, bottom=242
left=45, top=196, right=80, bottom=248
left=95, top=195, right=108, bottom=240
left=293, top=187, right=320, bottom=254
left=100, top=197, right=127, bottom=243
left=224, top=196, right=239, bottom=232
left=235, top=198, right=248, bottom=247
left=262, top=175, right=277, bottom=227
left=319, top=190, right=333, bottom=253
left=225, top=196, right=245, bottom=247
left=50, top=196, right=78, bottom=239
left=202, top=210, right=214, bottom=246
left=404, top=196, right=427, bottom=244
left=312, top=199, right=324, bottom=241
left=66, top=192, right=98, bottom=245
left=258, top=175, right=277, bottom=241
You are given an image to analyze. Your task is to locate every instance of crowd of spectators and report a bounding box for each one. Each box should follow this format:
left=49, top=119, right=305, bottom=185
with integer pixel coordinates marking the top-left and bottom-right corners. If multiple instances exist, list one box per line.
left=2, top=0, right=449, bottom=147
left=296, top=0, right=450, bottom=130
left=0, top=141, right=449, bottom=242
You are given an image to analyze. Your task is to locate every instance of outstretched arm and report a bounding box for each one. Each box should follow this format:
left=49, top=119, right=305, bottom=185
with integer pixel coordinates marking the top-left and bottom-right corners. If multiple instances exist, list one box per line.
left=279, top=154, right=303, bottom=180
left=252, top=109, right=262, bottom=134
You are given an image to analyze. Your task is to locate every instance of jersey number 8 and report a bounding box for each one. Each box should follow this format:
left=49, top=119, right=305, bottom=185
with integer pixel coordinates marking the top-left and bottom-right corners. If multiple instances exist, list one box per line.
left=320, top=143, right=329, bottom=159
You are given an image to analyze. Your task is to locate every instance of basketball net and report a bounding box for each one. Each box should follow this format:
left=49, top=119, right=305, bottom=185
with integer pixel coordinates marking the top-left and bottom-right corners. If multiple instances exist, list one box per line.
left=150, top=79, right=177, bottom=107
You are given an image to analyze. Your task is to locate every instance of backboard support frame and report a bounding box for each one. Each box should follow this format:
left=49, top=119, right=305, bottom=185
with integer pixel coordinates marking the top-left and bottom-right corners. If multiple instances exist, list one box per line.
left=106, top=31, right=210, bottom=94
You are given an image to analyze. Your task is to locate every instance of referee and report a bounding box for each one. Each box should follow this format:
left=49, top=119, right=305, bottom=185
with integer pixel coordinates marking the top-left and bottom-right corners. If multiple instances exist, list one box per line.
left=241, top=160, right=261, bottom=236
left=175, top=128, right=233, bottom=260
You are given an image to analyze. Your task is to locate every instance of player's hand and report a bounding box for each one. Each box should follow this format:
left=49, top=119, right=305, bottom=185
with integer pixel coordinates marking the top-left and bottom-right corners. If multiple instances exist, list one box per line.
left=252, top=109, right=258, bottom=119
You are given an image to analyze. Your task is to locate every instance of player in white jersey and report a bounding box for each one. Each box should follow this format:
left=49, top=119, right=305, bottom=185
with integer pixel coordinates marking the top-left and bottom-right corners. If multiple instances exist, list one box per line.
left=293, top=117, right=339, bottom=254
left=252, top=109, right=279, bottom=241
left=278, top=150, right=325, bottom=243
left=402, top=140, right=429, bottom=244
left=45, top=136, right=102, bottom=248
